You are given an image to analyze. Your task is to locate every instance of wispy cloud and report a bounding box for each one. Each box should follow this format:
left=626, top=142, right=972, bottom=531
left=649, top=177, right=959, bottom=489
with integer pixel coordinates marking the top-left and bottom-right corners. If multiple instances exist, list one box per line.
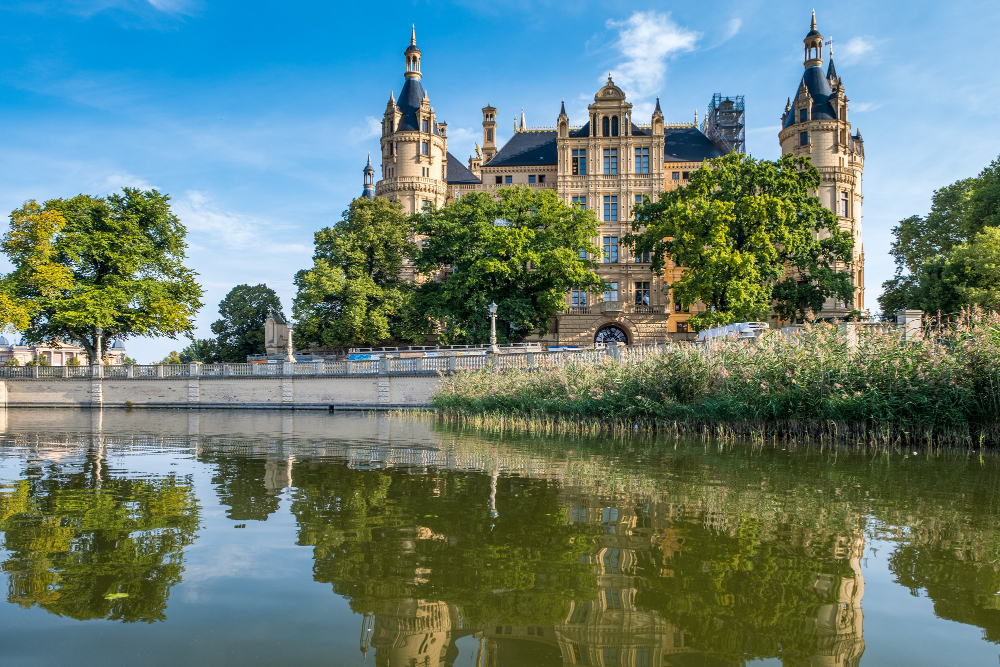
left=100, top=172, right=157, bottom=192
left=348, top=116, right=381, bottom=144
left=605, top=11, right=700, bottom=101
left=722, top=18, right=742, bottom=42
left=851, top=102, right=884, bottom=113
left=173, top=190, right=310, bottom=254
left=838, top=36, right=883, bottom=66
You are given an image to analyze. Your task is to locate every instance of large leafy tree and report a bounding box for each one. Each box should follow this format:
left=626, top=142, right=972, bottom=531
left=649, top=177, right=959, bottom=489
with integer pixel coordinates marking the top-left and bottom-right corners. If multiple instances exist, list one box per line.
left=293, top=197, right=417, bottom=349
left=880, top=155, right=1000, bottom=314
left=0, top=189, right=203, bottom=361
left=413, top=187, right=602, bottom=344
left=629, top=153, right=854, bottom=329
left=210, top=283, right=282, bottom=362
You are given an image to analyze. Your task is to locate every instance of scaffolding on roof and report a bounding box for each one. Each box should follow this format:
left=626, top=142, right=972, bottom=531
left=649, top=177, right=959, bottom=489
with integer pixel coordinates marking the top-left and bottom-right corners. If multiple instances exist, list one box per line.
left=702, top=93, right=745, bottom=154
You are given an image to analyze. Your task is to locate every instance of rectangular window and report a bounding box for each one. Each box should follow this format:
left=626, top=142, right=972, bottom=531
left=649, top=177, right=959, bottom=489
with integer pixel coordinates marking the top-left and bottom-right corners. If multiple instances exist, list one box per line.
left=538, top=174, right=545, bottom=183
left=528, top=175, right=536, bottom=184
left=422, top=119, right=429, bottom=132
left=682, top=171, right=690, bottom=179
left=800, top=132, right=808, bottom=146
left=495, top=175, right=502, bottom=184
left=572, top=196, right=587, bottom=210
left=634, top=147, right=649, bottom=174
left=635, top=194, right=643, bottom=206
left=571, top=287, right=587, bottom=307
left=672, top=171, right=680, bottom=180
left=799, top=108, right=808, bottom=123
left=603, top=236, right=618, bottom=263
left=603, top=282, right=619, bottom=302
left=633, top=251, right=650, bottom=263
left=634, top=281, right=650, bottom=306
left=421, top=141, right=429, bottom=155
left=422, top=199, right=432, bottom=210
left=603, top=195, right=617, bottom=222
left=603, top=148, right=617, bottom=175
left=578, top=247, right=587, bottom=259
left=840, top=191, right=849, bottom=217
left=676, top=321, right=689, bottom=333
left=572, top=149, right=587, bottom=175
left=505, top=175, right=512, bottom=184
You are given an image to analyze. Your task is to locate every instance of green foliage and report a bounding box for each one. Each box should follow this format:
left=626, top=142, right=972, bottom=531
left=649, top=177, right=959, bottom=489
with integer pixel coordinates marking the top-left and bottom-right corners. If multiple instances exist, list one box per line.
left=24, top=354, right=51, bottom=367
left=435, top=311, right=1000, bottom=441
left=413, top=187, right=602, bottom=344
left=210, top=284, right=281, bottom=362
left=65, top=356, right=80, bottom=366
left=160, top=350, right=183, bottom=365
left=294, top=197, right=416, bottom=349
left=0, top=458, right=200, bottom=623
left=4, top=357, right=20, bottom=367
left=121, top=356, right=138, bottom=366
left=629, top=153, right=854, bottom=329
left=178, top=337, right=221, bottom=363
left=881, top=155, right=1000, bottom=314
left=0, top=190, right=203, bottom=360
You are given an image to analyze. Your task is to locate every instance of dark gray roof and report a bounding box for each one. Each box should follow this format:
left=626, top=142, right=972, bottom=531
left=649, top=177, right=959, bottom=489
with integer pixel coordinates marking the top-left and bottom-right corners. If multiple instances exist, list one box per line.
left=569, top=122, right=590, bottom=138
left=826, top=58, right=838, bottom=80
left=111, top=340, right=126, bottom=349
left=783, top=65, right=838, bottom=129
left=630, top=123, right=652, bottom=136
left=488, top=130, right=558, bottom=167
left=395, top=78, right=440, bottom=134
left=446, top=152, right=481, bottom=184
left=664, top=127, right=726, bottom=162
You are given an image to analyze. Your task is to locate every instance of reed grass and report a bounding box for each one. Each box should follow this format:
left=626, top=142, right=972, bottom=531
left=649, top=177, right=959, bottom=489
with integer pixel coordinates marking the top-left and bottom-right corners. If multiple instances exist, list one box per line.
left=433, top=309, right=1000, bottom=446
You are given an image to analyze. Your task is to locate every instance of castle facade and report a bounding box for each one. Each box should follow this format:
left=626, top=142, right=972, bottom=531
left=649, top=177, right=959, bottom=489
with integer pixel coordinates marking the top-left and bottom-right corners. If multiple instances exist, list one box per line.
left=368, top=14, right=864, bottom=346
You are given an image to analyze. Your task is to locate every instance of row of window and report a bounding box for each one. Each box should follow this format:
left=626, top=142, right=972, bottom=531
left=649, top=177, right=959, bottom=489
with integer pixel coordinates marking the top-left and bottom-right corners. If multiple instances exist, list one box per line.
left=493, top=174, right=546, bottom=184
left=569, top=282, right=691, bottom=312
left=568, top=148, right=652, bottom=175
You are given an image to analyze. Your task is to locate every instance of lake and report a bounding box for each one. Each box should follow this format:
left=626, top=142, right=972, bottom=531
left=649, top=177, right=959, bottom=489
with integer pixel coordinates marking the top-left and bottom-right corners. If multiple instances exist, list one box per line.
left=1, top=409, right=998, bottom=666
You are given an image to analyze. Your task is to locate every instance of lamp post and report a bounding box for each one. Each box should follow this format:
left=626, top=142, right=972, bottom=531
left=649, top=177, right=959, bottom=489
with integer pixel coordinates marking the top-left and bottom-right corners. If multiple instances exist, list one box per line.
left=487, top=302, right=499, bottom=354
left=285, top=326, right=295, bottom=363
left=94, top=326, right=103, bottom=378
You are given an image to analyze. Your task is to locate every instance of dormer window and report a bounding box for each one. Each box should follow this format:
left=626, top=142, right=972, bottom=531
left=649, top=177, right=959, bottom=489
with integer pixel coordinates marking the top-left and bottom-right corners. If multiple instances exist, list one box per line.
left=422, top=119, right=429, bottom=132
left=799, top=108, right=808, bottom=123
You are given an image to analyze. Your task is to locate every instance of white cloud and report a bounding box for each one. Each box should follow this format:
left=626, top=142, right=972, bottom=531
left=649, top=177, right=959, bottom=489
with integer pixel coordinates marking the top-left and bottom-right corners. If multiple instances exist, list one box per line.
left=605, top=12, right=699, bottom=101
left=838, top=36, right=882, bottom=65
left=173, top=190, right=310, bottom=254
left=348, top=116, right=381, bottom=144
left=100, top=172, right=157, bottom=192
left=723, top=18, right=742, bottom=42
left=851, top=102, right=884, bottom=113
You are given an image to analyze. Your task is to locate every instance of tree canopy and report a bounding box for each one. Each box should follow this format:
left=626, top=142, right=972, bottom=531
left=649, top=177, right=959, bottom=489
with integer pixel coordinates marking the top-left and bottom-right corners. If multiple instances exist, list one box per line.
left=293, top=197, right=416, bottom=349
left=412, top=187, right=602, bottom=344
left=0, top=189, right=203, bottom=360
left=629, top=153, right=854, bottom=329
left=880, top=155, right=1000, bottom=315
left=210, top=283, right=282, bottom=362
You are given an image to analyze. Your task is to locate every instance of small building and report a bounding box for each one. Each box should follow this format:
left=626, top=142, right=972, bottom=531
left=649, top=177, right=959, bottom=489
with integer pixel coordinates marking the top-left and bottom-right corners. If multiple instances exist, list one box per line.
left=0, top=336, right=128, bottom=366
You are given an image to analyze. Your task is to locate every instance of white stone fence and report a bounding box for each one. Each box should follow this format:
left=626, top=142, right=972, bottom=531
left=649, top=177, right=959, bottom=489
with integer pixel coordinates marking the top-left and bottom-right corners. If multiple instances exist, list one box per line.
left=0, top=342, right=672, bottom=380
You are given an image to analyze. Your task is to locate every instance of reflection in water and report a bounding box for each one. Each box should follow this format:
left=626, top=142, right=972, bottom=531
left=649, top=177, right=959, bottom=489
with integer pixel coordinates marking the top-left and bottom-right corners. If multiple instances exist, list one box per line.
left=0, top=410, right=999, bottom=665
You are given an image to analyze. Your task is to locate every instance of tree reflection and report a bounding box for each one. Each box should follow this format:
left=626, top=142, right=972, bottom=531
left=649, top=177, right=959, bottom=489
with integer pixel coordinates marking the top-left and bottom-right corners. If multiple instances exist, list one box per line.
left=0, top=450, right=200, bottom=623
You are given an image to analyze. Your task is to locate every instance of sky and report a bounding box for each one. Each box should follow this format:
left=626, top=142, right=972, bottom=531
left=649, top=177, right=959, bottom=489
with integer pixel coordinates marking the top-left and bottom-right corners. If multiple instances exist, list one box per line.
left=1, top=0, right=998, bottom=362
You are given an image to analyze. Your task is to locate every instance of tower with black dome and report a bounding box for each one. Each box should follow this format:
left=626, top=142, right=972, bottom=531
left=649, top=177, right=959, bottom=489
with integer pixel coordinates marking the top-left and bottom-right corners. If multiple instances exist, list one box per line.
left=361, top=153, right=375, bottom=200
left=375, top=26, right=449, bottom=213
left=779, top=10, right=866, bottom=315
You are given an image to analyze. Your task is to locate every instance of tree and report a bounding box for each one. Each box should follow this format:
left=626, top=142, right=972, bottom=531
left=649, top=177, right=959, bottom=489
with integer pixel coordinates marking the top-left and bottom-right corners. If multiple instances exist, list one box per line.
left=629, top=153, right=854, bottom=329
left=160, top=351, right=183, bottom=365
left=210, top=284, right=281, bottom=362
left=294, top=197, right=417, bottom=349
left=4, top=358, right=20, bottom=367
left=65, top=356, right=80, bottom=367
left=0, top=189, right=203, bottom=361
left=121, top=356, right=138, bottom=366
left=412, top=187, right=602, bottom=344
left=178, top=338, right=221, bottom=363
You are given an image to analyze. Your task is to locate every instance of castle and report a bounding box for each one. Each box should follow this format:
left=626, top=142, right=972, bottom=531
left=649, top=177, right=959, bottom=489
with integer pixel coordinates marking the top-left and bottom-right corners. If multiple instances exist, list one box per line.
left=363, top=13, right=865, bottom=346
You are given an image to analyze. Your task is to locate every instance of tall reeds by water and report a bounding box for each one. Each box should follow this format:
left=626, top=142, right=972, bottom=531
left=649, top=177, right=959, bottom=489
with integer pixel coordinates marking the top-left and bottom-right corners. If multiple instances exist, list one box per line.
left=433, top=310, right=1000, bottom=445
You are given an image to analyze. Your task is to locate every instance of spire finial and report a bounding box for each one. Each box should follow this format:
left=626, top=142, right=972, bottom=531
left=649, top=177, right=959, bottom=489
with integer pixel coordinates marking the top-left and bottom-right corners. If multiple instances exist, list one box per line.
left=411, top=24, right=416, bottom=46
left=811, top=9, right=817, bottom=31
left=560, top=98, right=566, bottom=116
left=654, top=96, right=662, bottom=114
left=827, top=35, right=834, bottom=57
left=694, top=109, right=698, bottom=127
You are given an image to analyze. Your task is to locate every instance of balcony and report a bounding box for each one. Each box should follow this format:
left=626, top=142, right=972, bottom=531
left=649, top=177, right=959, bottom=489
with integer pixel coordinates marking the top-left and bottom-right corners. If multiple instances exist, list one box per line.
left=600, top=301, right=624, bottom=314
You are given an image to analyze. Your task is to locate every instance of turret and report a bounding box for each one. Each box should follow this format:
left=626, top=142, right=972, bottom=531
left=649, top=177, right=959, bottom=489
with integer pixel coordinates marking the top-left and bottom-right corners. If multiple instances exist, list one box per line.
left=361, top=153, right=375, bottom=200
left=557, top=99, right=569, bottom=138
left=481, top=104, right=497, bottom=161
left=404, top=25, right=421, bottom=80
left=651, top=96, right=664, bottom=135
left=803, top=9, right=823, bottom=68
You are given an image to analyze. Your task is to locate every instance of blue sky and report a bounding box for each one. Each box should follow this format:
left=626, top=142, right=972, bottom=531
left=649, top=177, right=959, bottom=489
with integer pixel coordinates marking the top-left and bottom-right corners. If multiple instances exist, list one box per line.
left=1, top=0, right=998, bottom=362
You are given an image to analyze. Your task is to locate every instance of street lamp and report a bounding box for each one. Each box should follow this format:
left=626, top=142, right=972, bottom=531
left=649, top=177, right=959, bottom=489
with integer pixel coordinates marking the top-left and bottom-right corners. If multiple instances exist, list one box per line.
left=487, top=302, right=499, bottom=354
left=94, top=327, right=103, bottom=366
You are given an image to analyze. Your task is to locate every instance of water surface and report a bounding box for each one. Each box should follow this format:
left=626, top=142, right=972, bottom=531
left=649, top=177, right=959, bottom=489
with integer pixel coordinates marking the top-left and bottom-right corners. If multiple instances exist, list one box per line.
left=1, top=409, right=999, bottom=666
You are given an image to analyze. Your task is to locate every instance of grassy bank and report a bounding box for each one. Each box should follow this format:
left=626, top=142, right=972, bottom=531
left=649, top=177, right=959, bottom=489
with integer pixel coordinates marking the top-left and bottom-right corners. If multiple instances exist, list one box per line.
left=433, top=311, right=1000, bottom=445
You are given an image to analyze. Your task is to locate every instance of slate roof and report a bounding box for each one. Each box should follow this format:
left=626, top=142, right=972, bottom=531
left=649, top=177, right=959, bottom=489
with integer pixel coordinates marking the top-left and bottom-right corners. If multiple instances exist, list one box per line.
left=487, top=130, right=558, bottom=167
left=395, top=78, right=441, bottom=134
left=446, top=152, right=481, bottom=184
left=569, top=123, right=590, bottom=138
left=782, top=65, right=838, bottom=129
left=664, top=127, right=726, bottom=162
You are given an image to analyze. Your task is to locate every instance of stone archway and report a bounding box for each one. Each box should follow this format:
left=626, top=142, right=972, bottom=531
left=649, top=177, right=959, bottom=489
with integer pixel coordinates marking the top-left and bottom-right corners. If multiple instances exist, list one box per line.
left=594, top=324, right=629, bottom=345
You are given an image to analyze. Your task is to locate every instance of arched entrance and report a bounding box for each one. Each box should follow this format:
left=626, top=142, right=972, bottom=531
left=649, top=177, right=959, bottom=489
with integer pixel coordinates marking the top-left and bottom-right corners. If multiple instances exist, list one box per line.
left=594, top=324, right=629, bottom=345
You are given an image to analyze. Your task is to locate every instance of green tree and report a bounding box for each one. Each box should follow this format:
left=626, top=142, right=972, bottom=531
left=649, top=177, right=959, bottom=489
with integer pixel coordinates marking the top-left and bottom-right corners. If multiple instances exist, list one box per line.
left=629, top=153, right=854, bottom=329
left=0, top=189, right=203, bottom=361
left=121, top=355, right=138, bottom=365
left=24, top=354, right=51, bottom=367
left=294, top=197, right=416, bottom=349
left=65, top=356, right=80, bottom=366
left=209, top=283, right=281, bottom=362
left=178, top=337, right=221, bottom=363
left=4, top=358, right=20, bottom=367
left=413, top=187, right=602, bottom=344
left=160, top=350, right=183, bottom=364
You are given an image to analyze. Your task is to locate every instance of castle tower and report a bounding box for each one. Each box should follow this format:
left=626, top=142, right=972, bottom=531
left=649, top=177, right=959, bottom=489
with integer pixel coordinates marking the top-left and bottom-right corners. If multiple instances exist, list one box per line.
left=481, top=104, right=497, bottom=162
left=375, top=26, right=448, bottom=213
left=361, top=153, right=375, bottom=200
left=779, top=11, right=866, bottom=316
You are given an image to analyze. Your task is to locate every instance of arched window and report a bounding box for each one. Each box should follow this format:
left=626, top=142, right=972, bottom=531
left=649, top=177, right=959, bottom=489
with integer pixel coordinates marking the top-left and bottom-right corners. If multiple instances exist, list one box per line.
left=611, top=116, right=619, bottom=137
left=602, top=116, right=610, bottom=137
left=595, top=325, right=628, bottom=345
